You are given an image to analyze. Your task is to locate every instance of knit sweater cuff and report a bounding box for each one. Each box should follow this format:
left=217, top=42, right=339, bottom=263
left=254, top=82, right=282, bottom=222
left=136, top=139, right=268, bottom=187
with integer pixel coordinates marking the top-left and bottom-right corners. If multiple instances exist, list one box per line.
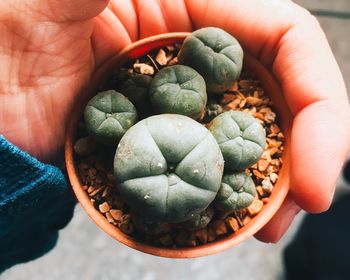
left=0, top=135, right=75, bottom=273
left=0, top=135, right=65, bottom=207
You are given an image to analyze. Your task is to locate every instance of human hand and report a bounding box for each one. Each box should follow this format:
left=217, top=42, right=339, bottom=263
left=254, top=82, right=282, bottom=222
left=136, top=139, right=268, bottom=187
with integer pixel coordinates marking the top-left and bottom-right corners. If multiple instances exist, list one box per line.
left=1, top=0, right=349, bottom=242
left=179, top=0, right=350, bottom=242
left=0, top=0, right=130, bottom=162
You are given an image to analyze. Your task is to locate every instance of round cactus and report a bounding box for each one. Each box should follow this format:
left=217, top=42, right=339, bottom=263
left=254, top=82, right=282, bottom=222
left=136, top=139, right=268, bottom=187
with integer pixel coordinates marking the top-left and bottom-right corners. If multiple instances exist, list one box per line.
left=114, top=114, right=224, bottom=223
left=202, top=99, right=224, bottom=123
left=179, top=207, right=214, bottom=230
left=149, top=65, right=207, bottom=120
left=120, top=74, right=152, bottom=105
left=208, top=111, right=266, bottom=171
left=215, top=172, right=256, bottom=211
left=120, top=74, right=153, bottom=118
left=178, top=27, right=243, bottom=94
left=131, top=214, right=170, bottom=236
left=84, top=90, right=138, bottom=145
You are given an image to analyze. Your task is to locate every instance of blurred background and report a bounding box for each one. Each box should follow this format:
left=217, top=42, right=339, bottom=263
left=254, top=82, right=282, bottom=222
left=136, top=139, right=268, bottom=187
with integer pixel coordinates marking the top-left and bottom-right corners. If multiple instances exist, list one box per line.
left=2, top=1, right=350, bottom=279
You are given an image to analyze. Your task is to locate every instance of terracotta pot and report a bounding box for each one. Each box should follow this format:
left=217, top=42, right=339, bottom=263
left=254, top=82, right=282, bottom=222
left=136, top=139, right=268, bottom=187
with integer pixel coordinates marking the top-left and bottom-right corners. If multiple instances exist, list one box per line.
left=65, top=32, right=292, bottom=258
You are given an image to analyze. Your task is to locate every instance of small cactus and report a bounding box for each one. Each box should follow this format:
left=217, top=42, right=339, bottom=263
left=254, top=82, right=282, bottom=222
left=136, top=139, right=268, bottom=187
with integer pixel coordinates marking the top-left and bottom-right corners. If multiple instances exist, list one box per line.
left=215, top=172, right=256, bottom=211
left=178, top=27, right=243, bottom=94
left=120, top=73, right=152, bottom=103
left=179, top=207, right=214, bottom=230
left=149, top=65, right=207, bottom=120
left=114, top=114, right=224, bottom=223
left=208, top=111, right=266, bottom=171
left=84, top=90, right=138, bottom=145
left=202, top=99, right=224, bottom=123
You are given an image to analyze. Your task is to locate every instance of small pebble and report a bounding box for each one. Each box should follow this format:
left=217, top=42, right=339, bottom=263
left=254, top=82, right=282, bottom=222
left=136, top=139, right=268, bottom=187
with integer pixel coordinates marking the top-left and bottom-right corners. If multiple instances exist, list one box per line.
left=133, top=63, right=154, bottom=75
left=270, top=173, right=279, bottom=184
left=226, top=217, right=240, bottom=232
left=262, top=178, right=274, bottom=195
left=247, top=199, right=264, bottom=216
left=195, top=229, right=208, bottom=244
left=212, top=220, right=227, bottom=236
left=110, top=209, right=123, bottom=221
left=155, top=49, right=167, bottom=65
left=99, top=202, right=110, bottom=213
left=246, top=96, right=262, bottom=106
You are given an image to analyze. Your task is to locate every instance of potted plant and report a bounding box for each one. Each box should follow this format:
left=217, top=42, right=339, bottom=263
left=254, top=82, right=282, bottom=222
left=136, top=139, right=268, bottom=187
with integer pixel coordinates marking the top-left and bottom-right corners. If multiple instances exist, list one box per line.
left=65, top=28, right=291, bottom=258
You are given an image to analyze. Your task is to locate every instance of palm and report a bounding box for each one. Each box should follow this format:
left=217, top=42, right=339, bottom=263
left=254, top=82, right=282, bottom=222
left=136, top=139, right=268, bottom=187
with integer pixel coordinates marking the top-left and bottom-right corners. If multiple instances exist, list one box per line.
left=0, top=2, right=102, bottom=161
left=0, top=31, right=88, bottom=160
left=0, top=0, right=193, bottom=162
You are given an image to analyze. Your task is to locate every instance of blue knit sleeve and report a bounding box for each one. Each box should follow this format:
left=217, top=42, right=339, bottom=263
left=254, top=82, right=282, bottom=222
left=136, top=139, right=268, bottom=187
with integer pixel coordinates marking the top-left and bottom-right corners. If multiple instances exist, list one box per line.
left=0, top=135, right=76, bottom=273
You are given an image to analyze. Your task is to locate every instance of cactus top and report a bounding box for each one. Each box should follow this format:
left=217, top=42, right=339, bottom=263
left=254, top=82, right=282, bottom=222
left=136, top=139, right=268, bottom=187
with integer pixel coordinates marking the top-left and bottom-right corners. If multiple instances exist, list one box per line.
left=84, top=90, right=138, bottom=145
left=114, top=114, right=224, bottom=223
left=208, top=111, right=266, bottom=171
left=149, top=65, right=207, bottom=120
left=178, top=27, right=243, bottom=94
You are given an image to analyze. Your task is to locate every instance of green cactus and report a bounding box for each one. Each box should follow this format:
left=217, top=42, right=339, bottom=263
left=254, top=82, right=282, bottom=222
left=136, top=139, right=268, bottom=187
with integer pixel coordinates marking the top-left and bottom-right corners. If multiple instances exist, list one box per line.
left=120, top=74, right=154, bottom=119
left=179, top=207, right=214, bottom=230
left=202, top=99, right=224, bottom=123
left=120, top=74, right=152, bottom=103
left=215, top=172, right=256, bottom=211
left=114, top=114, right=224, bottom=223
left=84, top=90, right=138, bottom=145
left=149, top=65, right=207, bottom=120
left=178, top=27, right=243, bottom=94
left=208, top=111, right=266, bottom=171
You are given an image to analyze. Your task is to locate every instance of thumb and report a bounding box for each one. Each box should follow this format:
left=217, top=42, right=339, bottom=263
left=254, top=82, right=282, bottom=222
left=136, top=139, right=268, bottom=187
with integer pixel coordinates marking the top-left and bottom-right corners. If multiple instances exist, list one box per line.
left=34, top=0, right=109, bottom=21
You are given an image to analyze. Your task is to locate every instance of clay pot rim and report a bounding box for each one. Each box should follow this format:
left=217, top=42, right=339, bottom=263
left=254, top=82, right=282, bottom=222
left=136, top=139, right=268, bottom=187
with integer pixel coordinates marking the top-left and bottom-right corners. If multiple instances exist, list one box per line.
left=65, top=32, right=291, bottom=259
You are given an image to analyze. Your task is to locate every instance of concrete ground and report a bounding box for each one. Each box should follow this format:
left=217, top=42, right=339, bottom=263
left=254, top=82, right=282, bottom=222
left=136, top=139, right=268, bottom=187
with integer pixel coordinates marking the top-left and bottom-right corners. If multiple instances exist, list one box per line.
left=2, top=1, right=350, bottom=279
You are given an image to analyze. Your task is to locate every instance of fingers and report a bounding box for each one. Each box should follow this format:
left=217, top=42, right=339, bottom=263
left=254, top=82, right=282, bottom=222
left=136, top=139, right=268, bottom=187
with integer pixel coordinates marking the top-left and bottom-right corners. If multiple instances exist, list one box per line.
left=269, top=8, right=350, bottom=212
left=92, top=0, right=193, bottom=65
left=108, top=0, right=139, bottom=41
left=92, top=8, right=132, bottom=67
left=186, top=0, right=350, bottom=214
left=273, top=11, right=350, bottom=212
left=291, top=101, right=350, bottom=213
left=255, top=194, right=301, bottom=243
left=31, top=0, right=109, bottom=22
left=184, top=0, right=306, bottom=61
left=133, top=0, right=192, bottom=38
left=185, top=0, right=348, bottom=109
